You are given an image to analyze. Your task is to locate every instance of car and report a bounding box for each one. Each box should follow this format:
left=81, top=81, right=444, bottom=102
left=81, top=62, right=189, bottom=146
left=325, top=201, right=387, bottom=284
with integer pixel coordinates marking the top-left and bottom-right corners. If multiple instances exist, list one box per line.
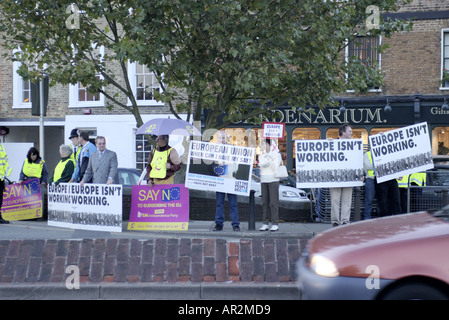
left=117, top=167, right=145, bottom=187
left=250, top=173, right=309, bottom=203
left=296, top=208, right=449, bottom=300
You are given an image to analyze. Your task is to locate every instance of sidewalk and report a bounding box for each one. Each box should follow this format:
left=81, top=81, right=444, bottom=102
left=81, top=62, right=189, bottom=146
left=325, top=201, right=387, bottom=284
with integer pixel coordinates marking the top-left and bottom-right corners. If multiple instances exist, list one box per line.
left=0, top=220, right=332, bottom=300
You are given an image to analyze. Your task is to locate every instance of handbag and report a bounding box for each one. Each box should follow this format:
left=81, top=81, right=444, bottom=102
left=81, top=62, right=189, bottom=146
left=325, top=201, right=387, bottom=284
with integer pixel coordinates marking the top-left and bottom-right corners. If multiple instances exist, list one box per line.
left=276, top=165, right=288, bottom=178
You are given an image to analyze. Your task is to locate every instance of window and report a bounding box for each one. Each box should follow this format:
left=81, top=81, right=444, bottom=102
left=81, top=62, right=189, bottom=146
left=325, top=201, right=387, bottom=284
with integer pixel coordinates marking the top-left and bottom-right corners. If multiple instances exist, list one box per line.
left=68, top=45, right=105, bottom=108
left=440, top=30, right=449, bottom=89
left=432, top=127, right=449, bottom=155
left=78, top=77, right=101, bottom=102
left=127, top=61, right=163, bottom=106
left=346, top=36, right=381, bottom=92
left=135, top=134, right=153, bottom=171
left=12, top=61, right=32, bottom=109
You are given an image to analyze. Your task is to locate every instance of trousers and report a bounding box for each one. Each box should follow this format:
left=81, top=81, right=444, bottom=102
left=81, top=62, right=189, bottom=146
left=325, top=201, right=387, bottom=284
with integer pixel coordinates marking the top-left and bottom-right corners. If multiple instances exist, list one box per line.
left=215, top=192, right=239, bottom=227
left=329, top=187, right=353, bottom=225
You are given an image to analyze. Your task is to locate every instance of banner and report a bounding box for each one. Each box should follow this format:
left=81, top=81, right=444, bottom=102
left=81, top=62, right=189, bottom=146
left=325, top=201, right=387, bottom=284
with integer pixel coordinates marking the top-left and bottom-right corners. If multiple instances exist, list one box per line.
left=185, top=141, right=255, bottom=196
left=127, top=184, right=189, bottom=231
left=295, top=139, right=364, bottom=188
left=47, top=183, right=123, bottom=232
left=369, top=122, right=433, bottom=183
left=1, top=178, right=42, bottom=220
left=262, top=122, right=285, bottom=139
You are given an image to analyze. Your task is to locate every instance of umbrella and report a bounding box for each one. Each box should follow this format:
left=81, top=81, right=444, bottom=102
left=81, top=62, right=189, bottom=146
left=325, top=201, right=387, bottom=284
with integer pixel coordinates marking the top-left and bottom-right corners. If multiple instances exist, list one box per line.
left=135, top=118, right=202, bottom=136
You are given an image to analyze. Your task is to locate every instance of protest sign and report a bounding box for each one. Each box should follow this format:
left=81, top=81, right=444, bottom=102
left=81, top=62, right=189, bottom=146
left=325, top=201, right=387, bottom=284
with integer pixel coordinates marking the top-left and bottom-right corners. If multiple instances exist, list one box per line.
left=369, top=122, right=433, bottom=183
left=47, top=183, right=123, bottom=232
left=1, top=178, right=42, bottom=220
left=128, top=184, right=189, bottom=231
left=185, top=141, right=255, bottom=196
left=262, top=122, right=285, bottom=139
left=295, top=139, right=364, bottom=188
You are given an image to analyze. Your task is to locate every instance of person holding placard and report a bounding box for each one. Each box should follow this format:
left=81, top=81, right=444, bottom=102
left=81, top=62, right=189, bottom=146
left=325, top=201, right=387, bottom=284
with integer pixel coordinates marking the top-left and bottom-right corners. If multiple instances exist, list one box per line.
left=145, top=135, right=181, bottom=186
left=213, top=130, right=240, bottom=232
left=329, top=124, right=353, bottom=227
left=258, top=139, right=282, bottom=232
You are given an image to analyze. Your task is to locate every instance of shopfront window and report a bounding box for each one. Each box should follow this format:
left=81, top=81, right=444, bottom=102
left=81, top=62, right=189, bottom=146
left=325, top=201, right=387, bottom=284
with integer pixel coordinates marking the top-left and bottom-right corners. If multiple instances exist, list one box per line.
left=433, top=127, right=449, bottom=155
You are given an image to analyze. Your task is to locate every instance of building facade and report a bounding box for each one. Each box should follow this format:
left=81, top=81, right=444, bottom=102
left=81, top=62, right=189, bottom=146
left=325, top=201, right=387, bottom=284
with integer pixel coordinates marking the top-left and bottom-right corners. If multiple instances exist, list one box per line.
left=223, top=0, right=449, bottom=171
left=1, top=0, right=449, bottom=179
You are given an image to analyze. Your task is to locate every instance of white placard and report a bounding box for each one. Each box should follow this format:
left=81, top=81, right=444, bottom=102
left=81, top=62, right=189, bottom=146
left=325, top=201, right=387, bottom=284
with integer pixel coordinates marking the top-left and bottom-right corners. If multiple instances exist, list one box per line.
left=369, top=122, right=433, bottom=183
left=48, top=183, right=123, bottom=232
left=185, top=141, right=255, bottom=196
left=295, top=139, right=364, bottom=188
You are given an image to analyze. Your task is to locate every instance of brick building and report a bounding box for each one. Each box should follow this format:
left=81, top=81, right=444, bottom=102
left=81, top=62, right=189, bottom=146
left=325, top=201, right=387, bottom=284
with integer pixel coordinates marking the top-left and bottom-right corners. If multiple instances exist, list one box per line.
left=1, top=0, right=449, bottom=178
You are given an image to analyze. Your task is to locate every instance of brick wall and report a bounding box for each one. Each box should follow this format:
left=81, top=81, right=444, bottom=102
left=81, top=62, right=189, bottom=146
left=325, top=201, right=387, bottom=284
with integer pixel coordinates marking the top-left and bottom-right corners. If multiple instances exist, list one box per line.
left=0, top=237, right=309, bottom=284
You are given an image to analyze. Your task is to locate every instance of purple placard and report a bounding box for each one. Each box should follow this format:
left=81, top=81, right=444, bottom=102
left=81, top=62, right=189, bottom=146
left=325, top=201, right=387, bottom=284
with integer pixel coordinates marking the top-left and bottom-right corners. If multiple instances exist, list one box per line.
left=1, top=178, right=42, bottom=220
left=128, top=184, right=189, bottom=231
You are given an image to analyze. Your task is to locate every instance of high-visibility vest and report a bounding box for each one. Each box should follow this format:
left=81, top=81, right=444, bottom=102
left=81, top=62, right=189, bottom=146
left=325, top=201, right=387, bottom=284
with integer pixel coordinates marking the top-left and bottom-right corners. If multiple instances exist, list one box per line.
left=53, top=158, right=75, bottom=182
left=397, top=175, right=410, bottom=188
left=70, top=146, right=81, bottom=168
left=150, top=148, right=171, bottom=179
left=22, top=160, right=45, bottom=178
left=410, top=172, right=426, bottom=186
left=0, top=144, right=12, bottom=181
left=366, top=151, right=375, bottom=178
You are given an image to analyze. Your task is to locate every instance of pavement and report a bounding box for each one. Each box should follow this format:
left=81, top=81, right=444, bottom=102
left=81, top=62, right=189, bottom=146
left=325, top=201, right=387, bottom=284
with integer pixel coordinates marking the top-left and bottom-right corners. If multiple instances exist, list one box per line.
left=0, top=219, right=332, bottom=300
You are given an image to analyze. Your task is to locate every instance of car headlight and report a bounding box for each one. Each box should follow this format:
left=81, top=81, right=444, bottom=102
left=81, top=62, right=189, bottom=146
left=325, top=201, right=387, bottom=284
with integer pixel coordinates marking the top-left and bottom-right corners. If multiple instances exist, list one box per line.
left=309, top=254, right=339, bottom=277
left=282, top=191, right=299, bottom=198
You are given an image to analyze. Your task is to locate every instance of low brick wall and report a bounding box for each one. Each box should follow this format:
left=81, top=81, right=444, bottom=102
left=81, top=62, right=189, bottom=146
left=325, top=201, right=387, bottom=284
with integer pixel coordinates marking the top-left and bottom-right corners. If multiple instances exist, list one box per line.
left=0, top=237, right=309, bottom=284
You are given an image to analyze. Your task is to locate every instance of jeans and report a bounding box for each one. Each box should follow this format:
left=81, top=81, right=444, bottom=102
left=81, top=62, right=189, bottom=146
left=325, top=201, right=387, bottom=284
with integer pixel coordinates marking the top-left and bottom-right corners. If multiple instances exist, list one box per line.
left=215, top=192, right=239, bottom=227
left=363, top=178, right=376, bottom=219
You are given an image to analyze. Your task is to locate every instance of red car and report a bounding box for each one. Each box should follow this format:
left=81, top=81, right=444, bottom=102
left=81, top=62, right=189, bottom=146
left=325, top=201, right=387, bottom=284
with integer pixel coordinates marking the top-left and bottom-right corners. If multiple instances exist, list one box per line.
left=296, top=210, right=449, bottom=300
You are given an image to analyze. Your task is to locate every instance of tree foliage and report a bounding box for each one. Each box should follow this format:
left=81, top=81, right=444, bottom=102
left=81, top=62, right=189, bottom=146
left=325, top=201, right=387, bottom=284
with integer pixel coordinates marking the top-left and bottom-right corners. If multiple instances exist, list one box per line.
left=0, top=0, right=412, bottom=131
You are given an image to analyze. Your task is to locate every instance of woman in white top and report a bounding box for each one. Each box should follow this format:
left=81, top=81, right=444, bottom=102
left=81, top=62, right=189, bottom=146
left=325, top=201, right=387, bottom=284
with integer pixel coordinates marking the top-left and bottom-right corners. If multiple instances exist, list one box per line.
left=258, top=139, right=282, bottom=231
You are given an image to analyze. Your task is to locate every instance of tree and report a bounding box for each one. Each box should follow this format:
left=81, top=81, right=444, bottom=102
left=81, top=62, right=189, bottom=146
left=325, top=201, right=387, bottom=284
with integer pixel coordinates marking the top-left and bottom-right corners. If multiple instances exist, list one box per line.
left=0, top=0, right=412, bottom=133
left=123, top=0, right=412, bottom=130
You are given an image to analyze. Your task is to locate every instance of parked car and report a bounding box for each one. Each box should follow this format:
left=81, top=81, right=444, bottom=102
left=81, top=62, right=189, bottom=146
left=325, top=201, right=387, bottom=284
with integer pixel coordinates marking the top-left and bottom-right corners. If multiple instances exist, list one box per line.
left=296, top=208, right=449, bottom=300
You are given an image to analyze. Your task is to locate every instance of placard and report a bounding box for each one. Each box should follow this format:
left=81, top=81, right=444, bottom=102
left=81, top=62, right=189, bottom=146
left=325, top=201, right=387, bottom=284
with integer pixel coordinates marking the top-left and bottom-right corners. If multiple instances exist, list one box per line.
left=295, top=139, right=364, bottom=188
left=185, top=141, right=255, bottom=196
left=127, top=184, right=189, bottom=231
left=369, top=122, right=433, bottom=183
left=262, top=122, right=285, bottom=139
left=47, top=183, right=123, bottom=232
left=1, top=178, right=42, bottom=220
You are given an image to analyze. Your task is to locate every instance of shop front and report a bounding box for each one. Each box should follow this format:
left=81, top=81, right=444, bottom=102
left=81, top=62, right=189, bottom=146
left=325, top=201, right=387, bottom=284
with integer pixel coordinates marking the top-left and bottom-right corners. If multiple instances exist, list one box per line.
left=223, top=95, right=449, bottom=172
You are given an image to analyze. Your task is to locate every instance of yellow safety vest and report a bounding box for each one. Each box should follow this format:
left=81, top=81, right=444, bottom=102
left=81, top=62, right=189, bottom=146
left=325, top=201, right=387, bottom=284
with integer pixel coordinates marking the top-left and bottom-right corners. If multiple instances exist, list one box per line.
left=366, top=151, right=375, bottom=178
left=150, top=148, right=171, bottom=179
left=53, top=158, right=75, bottom=182
left=397, top=175, right=410, bottom=188
left=22, top=160, right=45, bottom=178
left=410, top=172, right=426, bottom=186
left=70, top=146, right=81, bottom=168
left=0, top=144, right=12, bottom=180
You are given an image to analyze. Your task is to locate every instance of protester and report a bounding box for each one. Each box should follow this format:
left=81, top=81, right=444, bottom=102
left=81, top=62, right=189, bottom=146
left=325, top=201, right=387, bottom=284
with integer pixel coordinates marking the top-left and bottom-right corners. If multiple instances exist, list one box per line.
left=81, top=136, right=118, bottom=186
left=49, top=145, right=75, bottom=185
left=213, top=130, right=240, bottom=231
left=329, top=124, right=353, bottom=226
left=375, top=178, right=402, bottom=216
left=70, top=131, right=97, bottom=183
left=18, top=147, right=48, bottom=187
left=0, top=143, right=12, bottom=224
left=258, top=138, right=282, bottom=232
left=145, top=135, right=181, bottom=186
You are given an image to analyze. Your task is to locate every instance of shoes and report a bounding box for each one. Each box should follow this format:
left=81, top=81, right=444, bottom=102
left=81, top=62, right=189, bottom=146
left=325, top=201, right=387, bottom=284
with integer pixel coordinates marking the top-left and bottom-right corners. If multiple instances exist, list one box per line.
left=270, top=225, right=279, bottom=232
left=233, top=226, right=240, bottom=232
left=213, top=224, right=223, bottom=231
left=0, top=217, right=9, bottom=224
left=259, top=224, right=269, bottom=231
